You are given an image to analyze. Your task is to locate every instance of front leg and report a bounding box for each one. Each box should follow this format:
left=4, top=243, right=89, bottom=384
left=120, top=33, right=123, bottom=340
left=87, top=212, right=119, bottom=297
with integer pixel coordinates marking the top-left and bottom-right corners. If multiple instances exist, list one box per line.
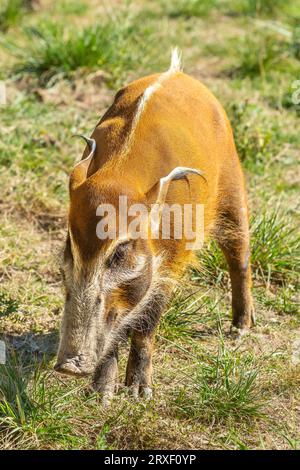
left=92, top=348, right=118, bottom=405
left=125, top=331, right=154, bottom=399
left=124, top=281, right=172, bottom=399
left=93, top=280, right=172, bottom=402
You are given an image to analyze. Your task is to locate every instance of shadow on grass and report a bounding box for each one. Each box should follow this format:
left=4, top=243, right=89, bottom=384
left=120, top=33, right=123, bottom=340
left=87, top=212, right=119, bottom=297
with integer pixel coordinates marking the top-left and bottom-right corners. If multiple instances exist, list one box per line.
left=3, top=330, right=58, bottom=366
left=0, top=332, right=94, bottom=449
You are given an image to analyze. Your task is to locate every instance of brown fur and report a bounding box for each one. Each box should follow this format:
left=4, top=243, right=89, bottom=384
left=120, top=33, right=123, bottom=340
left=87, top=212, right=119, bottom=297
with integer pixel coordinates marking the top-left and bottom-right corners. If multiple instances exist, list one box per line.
left=55, top=69, right=254, bottom=399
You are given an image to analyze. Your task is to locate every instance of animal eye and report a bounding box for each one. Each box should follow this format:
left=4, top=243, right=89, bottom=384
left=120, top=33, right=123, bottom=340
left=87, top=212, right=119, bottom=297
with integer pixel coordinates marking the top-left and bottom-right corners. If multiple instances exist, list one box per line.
left=106, top=240, right=132, bottom=268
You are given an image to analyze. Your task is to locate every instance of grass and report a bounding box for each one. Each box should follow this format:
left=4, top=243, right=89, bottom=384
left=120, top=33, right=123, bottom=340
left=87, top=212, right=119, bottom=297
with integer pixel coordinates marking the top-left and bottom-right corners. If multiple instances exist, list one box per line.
left=160, top=0, right=293, bottom=20
left=0, top=0, right=299, bottom=451
left=0, top=343, right=267, bottom=449
left=54, top=0, right=88, bottom=16
left=0, top=0, right=33, bottom=32
left=174, top=342, right=265, bottom=424
left=161, top=0, right=218, bottom=18
left=227, top=101, right=280, bottom=171
left=159, top=288, right=225, bottom=340
left=192, top=209, right=300, bottom=286
left=0, top=293, right=19, bottom=318
left=251, top=210, right=300, bottom=284
left=0, top=352, right=105, bottom=449
left=2, top=12, right=153, bottom=87
left=256, top=285, right=299, bottom=316
left=227, top=0, right=290, bottom=17
left=231, top=29, right=300, bottom=80
left=192, top=241, right=228, bottom=286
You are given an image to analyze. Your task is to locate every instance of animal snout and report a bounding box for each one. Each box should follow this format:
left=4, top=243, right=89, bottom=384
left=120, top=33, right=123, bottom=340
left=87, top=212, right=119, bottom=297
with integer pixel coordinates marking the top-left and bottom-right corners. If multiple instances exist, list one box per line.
left=54, top=355, right=95, bottom=377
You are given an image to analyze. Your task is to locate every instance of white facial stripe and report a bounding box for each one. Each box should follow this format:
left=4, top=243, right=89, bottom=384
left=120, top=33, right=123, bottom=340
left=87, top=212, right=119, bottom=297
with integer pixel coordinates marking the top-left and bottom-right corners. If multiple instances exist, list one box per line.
left=121, top=254, right=147, bottom=281
left=104, top=236, right=132, bottom=260
left=68, top=228, right=82, bottom=279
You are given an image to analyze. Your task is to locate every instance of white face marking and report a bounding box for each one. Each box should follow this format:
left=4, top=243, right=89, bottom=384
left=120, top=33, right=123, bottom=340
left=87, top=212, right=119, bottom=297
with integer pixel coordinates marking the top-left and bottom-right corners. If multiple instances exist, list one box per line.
left=68, top=228, right=83, bottom=280
left=104, top=235, right=132, bottom=259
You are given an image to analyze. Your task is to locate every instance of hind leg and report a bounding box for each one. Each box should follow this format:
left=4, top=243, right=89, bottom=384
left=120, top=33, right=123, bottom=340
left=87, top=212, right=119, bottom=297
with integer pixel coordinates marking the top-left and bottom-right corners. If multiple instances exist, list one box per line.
left=216, top=198, right=255, bottom=332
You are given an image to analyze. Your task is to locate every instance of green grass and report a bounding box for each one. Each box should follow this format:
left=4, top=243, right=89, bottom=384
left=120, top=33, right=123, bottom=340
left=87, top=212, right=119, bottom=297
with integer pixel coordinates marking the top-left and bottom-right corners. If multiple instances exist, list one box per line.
left=0, top=0, right=33, bottom=32
left=192, top=210, right=300, bottom=286
left=161, top=0, right=218, bottom=18
left=227, top=0, right=290, bottom=17
left=255, top=285, right=299, bottom=316
left=228, top=101, right=280, bottom=171
left=2, top=13, right=152, bottom=86
left=174, top=342, right=265, bottom=423
left=291, top=27, right=300, bottom=60
left=0, top=293, right=19, bottom=318
left=192, top=241, right=228, bottom=286
left=159, top=288, right=226, bottom=341
left=0, top=351, right=110, bottom=449
left=160, top=0, right=294, bottom=19
left=231, top=29, right=300, bottom=80
left=251, top=210, right=300, bottom=284
left=54, top=0, right=88, bottom=16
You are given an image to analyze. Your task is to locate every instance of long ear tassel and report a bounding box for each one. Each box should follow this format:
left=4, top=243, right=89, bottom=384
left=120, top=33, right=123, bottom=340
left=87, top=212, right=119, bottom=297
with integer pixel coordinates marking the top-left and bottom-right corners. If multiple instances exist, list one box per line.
left=150, top=166, right=206, bottom=235
left=69, top=134, right=97, bottom=191
left=72, top=134, right=96, bottom=166
left=156, top=167, right=206, bottom=205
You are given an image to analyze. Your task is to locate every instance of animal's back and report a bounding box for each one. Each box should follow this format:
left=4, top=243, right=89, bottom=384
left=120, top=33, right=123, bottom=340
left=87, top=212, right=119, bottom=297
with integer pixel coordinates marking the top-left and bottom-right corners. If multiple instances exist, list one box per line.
left=87, top=68, right=240, bottom=240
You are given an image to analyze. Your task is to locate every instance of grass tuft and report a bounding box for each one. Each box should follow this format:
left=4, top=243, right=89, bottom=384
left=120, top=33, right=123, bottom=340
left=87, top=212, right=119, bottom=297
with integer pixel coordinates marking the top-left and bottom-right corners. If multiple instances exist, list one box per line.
left=0, top=0, right=33, bottom=32
left=192, top=209, right=299, bottom=286
left=0, top=292, right=19, bottom=318
left=192, top=240, right=228, bottom=286
left=3, top=13, right=151, bottom=87
left=161, top=0, right=217, bottom=18
left=174, top=342, right=265, bottom=423
left=159, top=288, right=225, bottom=340
left=228, top=101, right=279, bottom=171
left=0, top=351, right=108, bottom=449
left=251, top=209, right=300, bottom=284
left=231, top=27, right=300, bottom=80
left=228, top=0, right=289, bottom=17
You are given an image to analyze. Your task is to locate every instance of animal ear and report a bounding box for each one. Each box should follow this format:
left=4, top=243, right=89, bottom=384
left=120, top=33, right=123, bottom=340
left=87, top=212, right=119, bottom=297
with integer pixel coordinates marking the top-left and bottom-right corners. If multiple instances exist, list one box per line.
left=154, top=167, right=205, bottom=206
left=147, top=167, right=205, bottom=233
left=69, top=135, right=96, bottom=191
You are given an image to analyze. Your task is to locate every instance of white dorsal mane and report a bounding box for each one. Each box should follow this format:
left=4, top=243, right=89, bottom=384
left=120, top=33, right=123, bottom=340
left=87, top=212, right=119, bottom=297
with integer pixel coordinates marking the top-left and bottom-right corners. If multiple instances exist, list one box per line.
left=122, top=47, right=182, bottom=155
left=73, top=48, right=183, bottom=174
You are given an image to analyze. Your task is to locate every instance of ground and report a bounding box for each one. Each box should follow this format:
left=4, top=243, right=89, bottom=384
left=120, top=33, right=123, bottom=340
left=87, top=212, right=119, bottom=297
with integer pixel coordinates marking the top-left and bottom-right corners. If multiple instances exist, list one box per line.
left=0, top=0, right=299, bottom=450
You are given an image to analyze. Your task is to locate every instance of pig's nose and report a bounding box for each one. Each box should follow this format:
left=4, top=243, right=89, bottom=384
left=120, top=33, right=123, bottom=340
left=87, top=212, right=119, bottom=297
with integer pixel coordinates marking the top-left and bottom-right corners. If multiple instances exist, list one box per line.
left=54, top=356, right=94, bottom=377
